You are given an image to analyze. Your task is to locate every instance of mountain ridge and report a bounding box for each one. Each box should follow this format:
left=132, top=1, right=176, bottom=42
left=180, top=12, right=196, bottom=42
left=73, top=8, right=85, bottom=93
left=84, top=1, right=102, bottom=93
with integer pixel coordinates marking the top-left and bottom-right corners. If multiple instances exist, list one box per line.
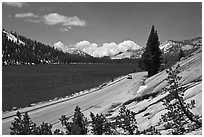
left=110, top=37, right=202, bottom=59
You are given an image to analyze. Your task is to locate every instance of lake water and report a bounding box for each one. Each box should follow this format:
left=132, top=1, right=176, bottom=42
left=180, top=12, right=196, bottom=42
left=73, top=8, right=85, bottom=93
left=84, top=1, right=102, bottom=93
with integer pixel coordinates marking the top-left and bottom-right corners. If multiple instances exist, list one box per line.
left=2, top=64, right=141, bottom=111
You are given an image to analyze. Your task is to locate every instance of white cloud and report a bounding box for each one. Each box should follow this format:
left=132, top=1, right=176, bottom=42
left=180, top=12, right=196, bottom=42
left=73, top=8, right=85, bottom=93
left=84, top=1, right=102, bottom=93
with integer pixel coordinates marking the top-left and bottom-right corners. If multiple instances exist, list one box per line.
left=54, top=40, right=141, bottom=57
left=63, top=16, right=86, bottom=26
left=13, top=12, right=86, bottom=31
left=43, top=13, right=66, bottom=25
left=118, top=40, right=141, bottom=51
left=14, top=13, right=41, bottom=23
left=74, top=40, right=141, bottom=57
left=43, top=13, right=86, bottom=27
left=15, top=13, right=38, bottom=18
left=4, top=2, right=28, bottom=8
left=75, top=41, right=98, bottom=56
left=53, top=41, right=67, bottom=52
left=53, top=41, right=76, bottom=52
left=59, top=26, right=72, bottom=32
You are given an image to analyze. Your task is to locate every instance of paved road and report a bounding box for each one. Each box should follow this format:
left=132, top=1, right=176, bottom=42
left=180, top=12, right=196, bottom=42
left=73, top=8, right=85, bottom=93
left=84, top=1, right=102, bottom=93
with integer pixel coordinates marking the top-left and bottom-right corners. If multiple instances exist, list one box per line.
left=2, top=72, right=146, bottom=134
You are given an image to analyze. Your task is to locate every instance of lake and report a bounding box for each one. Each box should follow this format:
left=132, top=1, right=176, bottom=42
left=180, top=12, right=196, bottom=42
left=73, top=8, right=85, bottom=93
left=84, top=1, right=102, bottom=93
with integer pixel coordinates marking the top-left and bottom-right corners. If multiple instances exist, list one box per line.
left=2, top=64, right=141, bottom=111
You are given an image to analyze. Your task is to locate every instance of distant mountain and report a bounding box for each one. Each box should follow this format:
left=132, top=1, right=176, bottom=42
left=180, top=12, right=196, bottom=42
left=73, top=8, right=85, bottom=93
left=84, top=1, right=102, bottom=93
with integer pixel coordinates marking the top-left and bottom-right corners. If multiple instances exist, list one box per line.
left=111, top=48, right=145, bottom=59
left=66, top=47, right=90, bottom=57
left=182, top=37, right=202, bottom=45
left=53, top=41, right=93, bottom=58
left=159, top=37, right=202, bottom=67
left=159, top=37, right=202, bottom=54
left=110, top=37, right=202, bottom=60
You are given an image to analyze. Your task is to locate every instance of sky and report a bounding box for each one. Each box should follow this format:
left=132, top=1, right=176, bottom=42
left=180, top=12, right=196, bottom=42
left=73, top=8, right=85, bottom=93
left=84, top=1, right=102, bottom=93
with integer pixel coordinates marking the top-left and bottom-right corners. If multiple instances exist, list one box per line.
left=2, top=2, right=202, bottom=57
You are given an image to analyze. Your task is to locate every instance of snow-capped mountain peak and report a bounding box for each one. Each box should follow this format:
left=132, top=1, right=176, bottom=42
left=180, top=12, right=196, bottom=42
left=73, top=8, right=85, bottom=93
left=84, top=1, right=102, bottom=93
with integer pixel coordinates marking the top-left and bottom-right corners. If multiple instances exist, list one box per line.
left=66, top=47, right=89, bottom=57
left=159, top=40, right=180, bottom=53
left=53, top=41, right=91, bottom=57
left=159, top=37, right=202, bottom=54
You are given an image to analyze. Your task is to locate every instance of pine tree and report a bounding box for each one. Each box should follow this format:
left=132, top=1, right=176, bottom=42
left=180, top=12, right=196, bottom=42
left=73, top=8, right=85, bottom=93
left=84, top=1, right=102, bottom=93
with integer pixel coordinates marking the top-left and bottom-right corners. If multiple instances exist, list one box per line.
left=178, top=49, right=185, bottom=61
left=60, top=106, right=88, bottom=135
left=159, top=65, right=202, bottom=134
left=10, top=111, right=37, bottom=135
left=115, top=106, right=139, bottom=135
left=34, top=122, right=53, bottom=135
left=141, top=25, right=162, bottom=77
left=90, top=112, right=112, bottom=135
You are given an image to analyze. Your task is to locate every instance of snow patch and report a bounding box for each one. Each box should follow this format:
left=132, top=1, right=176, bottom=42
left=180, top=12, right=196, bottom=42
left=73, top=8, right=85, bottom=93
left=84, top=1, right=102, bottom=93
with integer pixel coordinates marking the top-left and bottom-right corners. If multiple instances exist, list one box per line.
left=137, top=85, right=147, bottom=93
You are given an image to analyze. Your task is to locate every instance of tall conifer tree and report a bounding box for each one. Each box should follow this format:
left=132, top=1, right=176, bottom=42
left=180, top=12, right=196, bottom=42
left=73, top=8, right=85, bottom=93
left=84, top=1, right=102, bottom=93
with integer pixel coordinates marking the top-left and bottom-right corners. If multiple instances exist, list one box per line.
left=141, top=25, right=162, bottom=77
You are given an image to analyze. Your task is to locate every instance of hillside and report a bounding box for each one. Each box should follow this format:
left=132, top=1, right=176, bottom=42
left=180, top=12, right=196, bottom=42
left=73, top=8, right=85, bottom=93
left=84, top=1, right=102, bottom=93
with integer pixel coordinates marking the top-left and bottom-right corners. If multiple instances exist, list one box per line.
left=107, top=47, right=202, bottom=134
left=87, top=46, right=202, bottom=135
